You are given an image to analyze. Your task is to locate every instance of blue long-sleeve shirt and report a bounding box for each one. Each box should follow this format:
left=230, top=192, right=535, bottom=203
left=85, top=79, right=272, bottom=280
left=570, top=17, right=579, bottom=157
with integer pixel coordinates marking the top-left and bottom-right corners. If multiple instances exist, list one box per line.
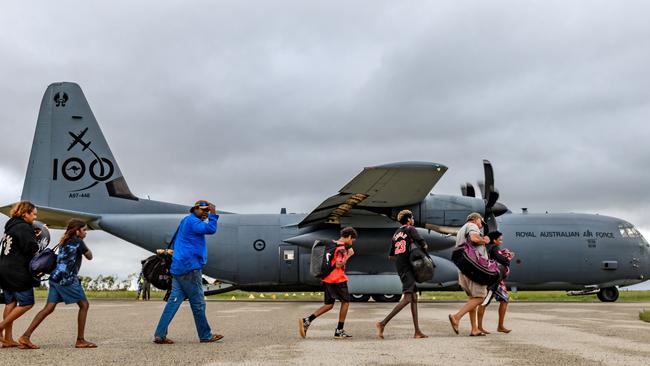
left=170, top=213, right=218, bottom=276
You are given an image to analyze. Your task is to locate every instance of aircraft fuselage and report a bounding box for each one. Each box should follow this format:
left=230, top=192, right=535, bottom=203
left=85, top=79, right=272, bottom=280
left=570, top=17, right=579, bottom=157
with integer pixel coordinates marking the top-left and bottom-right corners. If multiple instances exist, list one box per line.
left=97, top=211, right=650, bottom=294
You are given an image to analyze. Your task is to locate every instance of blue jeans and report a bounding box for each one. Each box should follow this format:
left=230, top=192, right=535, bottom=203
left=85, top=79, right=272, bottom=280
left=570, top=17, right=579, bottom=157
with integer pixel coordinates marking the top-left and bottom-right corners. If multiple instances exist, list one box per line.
left=154, top=270, right=212, bottom=341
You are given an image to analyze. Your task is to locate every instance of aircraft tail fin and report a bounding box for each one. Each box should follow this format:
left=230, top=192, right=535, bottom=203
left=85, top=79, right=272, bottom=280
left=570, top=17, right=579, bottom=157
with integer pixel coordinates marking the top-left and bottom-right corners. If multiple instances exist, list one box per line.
left=19, top=82, right=186, bottom=217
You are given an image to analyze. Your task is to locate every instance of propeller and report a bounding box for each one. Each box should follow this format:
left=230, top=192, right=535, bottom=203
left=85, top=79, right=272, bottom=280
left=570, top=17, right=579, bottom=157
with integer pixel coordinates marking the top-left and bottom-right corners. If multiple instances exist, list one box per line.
left=460, top=182, right=475, bottom=197
left=460, top=160, right=509, bottom=233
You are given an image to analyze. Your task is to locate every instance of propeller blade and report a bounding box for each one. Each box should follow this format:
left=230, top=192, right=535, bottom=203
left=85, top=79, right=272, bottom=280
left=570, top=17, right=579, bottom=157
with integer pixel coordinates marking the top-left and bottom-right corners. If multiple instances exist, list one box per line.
left=483, top=159, right=494, bottom=191
left=466, top=183, right=475, bottom=197
left=461, top=182, right=476, bottom=197
left=483, top=159, right=495, bottom=205
left=477, top=180, right=485, bottom=200
left=484, top=212, right=497, bottom=233
left=486, top=188, right=499, bottom=209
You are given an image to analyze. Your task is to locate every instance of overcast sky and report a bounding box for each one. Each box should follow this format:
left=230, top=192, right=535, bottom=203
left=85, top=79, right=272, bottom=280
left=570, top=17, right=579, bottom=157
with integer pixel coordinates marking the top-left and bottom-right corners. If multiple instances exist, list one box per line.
left=1, top=1, right=649, bottom=280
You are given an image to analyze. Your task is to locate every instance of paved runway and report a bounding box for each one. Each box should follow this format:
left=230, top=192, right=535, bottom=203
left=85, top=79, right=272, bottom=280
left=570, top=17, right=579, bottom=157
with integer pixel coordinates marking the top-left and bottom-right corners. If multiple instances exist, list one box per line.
left=2, top=299, right=649, bottom=365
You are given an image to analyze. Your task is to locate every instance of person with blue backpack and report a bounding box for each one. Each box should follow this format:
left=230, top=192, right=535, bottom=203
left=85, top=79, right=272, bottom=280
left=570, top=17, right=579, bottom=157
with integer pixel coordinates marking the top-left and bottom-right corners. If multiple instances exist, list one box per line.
left=18, top=218, right=95, bottom=349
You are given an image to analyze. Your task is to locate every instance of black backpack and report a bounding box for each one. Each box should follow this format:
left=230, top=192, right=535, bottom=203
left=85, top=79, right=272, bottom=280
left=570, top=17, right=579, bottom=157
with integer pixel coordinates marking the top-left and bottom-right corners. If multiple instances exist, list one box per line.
left=310, top=240, right=340, bottom=279
left=409, top=244, right=435, bottom=283
left=142, top=225, right=180, bottom=291
left=141, top=253, right=173, bottom=290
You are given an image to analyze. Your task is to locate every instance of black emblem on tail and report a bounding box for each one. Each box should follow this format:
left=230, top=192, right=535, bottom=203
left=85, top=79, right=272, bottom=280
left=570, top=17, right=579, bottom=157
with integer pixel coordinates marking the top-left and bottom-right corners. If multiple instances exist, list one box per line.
left=54, top=92, right=69, bottom=107
left=53, top=127, right=115, bottom=192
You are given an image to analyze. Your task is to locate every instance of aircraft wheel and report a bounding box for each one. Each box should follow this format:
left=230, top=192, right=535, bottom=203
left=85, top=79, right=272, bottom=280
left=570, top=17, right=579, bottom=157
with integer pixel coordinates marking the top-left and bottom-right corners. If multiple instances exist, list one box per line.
left=350, top=294, right=370, bottom=302
left=597, top=287, right=619, bottom=302
left=371, top=294, right=401, bottom=303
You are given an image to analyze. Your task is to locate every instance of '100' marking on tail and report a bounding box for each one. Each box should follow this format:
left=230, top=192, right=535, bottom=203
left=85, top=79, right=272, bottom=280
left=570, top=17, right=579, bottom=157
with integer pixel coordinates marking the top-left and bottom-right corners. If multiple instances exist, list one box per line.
left=52, top=128, right=115, bottom=193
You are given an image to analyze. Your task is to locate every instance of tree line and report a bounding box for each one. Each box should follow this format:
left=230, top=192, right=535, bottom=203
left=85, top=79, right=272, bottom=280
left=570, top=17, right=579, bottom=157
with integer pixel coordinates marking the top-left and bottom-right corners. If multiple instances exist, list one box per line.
left=38, top=273, right=145, bottom=291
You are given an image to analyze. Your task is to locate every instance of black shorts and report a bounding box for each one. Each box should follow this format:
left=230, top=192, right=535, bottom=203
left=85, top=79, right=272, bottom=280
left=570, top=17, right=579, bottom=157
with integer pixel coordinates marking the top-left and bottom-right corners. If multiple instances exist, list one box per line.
left=323, top=282, right=350, bottom=304
left=398, top=270, right=417, bottom=294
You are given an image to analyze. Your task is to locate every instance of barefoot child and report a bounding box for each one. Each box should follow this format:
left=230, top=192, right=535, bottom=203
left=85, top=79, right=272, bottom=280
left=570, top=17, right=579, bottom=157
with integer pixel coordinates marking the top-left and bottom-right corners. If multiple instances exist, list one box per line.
left=19, top=219, right=96, bottom=349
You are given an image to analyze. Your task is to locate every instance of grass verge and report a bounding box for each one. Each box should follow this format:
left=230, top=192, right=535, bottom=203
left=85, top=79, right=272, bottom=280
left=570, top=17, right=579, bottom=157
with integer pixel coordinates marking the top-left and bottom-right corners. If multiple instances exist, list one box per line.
left=31, top=289, right=650, bottom=302
left=639, top=310, right=650, bottom=322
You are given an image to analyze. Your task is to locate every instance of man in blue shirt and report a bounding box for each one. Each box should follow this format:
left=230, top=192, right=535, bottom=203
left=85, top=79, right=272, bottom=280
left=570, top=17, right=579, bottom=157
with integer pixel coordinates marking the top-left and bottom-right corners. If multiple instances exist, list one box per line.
left=154, top=200, right=221, bottom=344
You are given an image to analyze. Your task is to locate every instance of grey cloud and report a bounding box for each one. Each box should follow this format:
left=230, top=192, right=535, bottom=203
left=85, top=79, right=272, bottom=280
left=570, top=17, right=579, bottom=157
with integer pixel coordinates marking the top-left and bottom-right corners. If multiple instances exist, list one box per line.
left=1, top=1, right=650, bottom=277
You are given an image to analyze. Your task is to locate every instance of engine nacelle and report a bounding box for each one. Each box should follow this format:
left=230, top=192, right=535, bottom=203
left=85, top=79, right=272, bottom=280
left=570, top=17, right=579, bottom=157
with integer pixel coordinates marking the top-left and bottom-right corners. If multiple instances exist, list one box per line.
left=400, top=194, right=485, bottom=234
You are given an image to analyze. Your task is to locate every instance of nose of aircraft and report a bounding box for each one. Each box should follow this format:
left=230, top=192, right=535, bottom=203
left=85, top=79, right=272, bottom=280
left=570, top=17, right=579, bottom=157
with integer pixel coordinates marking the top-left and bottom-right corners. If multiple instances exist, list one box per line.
left=639, top=235, right=650, bottom=280
left=635, top=231, right=650, bottom=281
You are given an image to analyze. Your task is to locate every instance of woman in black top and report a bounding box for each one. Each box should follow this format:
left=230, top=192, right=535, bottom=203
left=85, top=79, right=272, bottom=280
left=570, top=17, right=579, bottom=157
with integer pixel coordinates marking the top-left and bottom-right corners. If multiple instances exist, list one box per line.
left=376, top=210, right=428, bottom=339
left=477, top=230, right=514, bottom=334
left=0, top=201, right=39, bottom=348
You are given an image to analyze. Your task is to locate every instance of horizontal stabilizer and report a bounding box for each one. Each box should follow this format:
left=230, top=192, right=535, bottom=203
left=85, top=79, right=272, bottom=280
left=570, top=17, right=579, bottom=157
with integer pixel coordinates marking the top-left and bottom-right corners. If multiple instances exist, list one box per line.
left=299, top=162, right=447, bottom=227
left=0, top=203, right=99, bottom=230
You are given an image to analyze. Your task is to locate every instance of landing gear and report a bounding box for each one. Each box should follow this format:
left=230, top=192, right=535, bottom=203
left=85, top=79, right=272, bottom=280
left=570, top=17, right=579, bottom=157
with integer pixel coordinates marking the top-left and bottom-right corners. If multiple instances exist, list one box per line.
left=371, top=294, right=401, bottom=303
left=350, top=294, right=401, bottom=302
left=350, top=294, right=370, bottom=302
left=597, top=287, right=619, bottom=302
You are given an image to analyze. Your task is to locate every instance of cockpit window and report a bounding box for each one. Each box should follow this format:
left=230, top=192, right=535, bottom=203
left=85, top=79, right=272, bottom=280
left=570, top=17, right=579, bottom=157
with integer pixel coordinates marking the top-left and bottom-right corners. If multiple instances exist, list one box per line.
left=619, top=224, right=642, bottom=238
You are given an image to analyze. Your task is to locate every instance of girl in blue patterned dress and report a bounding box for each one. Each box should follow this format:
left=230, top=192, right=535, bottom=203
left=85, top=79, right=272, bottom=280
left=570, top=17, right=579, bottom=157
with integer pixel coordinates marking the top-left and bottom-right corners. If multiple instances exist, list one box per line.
left=18, top=219, right=96, bottom=349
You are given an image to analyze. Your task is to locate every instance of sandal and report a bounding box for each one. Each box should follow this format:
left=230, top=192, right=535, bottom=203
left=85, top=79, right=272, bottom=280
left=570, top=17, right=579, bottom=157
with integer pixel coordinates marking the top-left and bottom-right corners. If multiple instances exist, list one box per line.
left=2, top=339, right=21, bottom=348
left=153, top=337, right=174, bottom=344
left=18, top=336, right=40, bottom=349
left=75, top=339, right=97, bottom=348
left=448, top=314, right=459, bottom=335
left=200, top=334, right=224, bottom=343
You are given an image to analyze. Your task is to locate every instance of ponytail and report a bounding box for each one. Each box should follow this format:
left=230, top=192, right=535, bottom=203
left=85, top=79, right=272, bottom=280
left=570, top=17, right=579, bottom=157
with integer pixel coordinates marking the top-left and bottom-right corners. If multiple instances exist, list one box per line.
left=59, top=219, right=87, bottom=245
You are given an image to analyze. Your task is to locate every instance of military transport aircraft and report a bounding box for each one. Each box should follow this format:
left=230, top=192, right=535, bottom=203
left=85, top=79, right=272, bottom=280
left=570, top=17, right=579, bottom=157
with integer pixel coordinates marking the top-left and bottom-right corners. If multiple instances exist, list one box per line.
left=2, top=82, right=649, bottom=302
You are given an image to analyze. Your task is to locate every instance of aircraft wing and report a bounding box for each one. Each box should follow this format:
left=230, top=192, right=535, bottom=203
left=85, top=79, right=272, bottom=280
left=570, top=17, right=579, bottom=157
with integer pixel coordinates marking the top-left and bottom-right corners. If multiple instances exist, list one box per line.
left=298, top=162, right=447, bottom=228
left=0, top=203, right=100, bottom=230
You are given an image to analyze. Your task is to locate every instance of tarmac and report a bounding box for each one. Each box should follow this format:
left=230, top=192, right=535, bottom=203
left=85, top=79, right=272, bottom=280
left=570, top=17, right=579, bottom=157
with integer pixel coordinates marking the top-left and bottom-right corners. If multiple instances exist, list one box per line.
left=1, top=299, right=649, bottom=365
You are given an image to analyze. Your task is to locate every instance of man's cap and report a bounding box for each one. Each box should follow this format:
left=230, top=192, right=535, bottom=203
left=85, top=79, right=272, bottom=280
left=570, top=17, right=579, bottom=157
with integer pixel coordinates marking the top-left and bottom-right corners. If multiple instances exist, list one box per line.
left=466, top=212, right=485, bottom=222
left=190, top=200, right=210, bottom=212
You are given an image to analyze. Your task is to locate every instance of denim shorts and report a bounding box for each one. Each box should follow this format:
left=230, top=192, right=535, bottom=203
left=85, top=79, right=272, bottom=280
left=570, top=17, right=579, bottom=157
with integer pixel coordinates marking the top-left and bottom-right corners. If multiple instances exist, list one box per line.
left=48, top=279, right=87, bottom=305
left=3, top=288, right=35, bottom=306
